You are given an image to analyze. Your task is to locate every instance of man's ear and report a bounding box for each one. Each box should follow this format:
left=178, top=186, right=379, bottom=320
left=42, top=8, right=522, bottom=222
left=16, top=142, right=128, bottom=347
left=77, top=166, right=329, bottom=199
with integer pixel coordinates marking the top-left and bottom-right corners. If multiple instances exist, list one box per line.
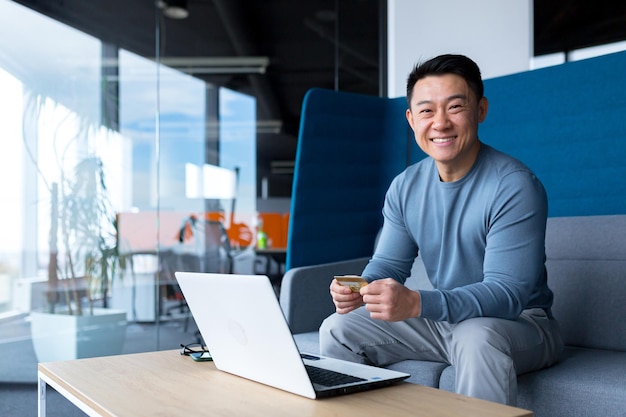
left=478, top=97, right=489, bottom=122
left=406, top=108, right=415, bottom=130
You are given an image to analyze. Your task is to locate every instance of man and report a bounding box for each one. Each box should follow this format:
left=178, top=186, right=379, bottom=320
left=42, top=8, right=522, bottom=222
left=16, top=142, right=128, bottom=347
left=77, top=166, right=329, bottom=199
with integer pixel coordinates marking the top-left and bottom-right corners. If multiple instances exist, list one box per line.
left=319, top=54, right=563, bottom=405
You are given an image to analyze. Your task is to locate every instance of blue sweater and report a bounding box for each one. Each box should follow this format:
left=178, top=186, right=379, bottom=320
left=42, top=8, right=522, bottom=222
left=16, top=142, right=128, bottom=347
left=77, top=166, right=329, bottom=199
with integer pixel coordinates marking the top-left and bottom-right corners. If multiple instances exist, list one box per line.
left=362, top=144, right=554, bottom=323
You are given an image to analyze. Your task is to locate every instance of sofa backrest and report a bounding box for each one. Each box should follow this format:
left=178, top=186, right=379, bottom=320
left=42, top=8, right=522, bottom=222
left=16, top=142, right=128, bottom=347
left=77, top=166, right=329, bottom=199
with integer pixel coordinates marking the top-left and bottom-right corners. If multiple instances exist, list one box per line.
left=546, top=215, right=626, bottom=351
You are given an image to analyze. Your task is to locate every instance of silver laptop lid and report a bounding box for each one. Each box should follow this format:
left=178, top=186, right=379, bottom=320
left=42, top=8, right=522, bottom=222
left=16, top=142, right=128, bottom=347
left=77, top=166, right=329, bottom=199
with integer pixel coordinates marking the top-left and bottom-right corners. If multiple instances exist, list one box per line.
left=175, top=272, right=317, bottom=398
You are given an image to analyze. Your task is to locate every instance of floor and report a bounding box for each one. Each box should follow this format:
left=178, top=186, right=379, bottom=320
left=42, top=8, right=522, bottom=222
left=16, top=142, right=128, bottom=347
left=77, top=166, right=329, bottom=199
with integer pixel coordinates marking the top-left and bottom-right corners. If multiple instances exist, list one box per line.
left=0, top=310, right=200, bottom=417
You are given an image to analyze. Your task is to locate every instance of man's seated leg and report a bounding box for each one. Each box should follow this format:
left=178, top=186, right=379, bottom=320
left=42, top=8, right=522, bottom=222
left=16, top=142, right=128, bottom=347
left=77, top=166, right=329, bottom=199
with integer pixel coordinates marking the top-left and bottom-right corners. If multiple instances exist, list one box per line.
left=319, top=306, right=450, bottom=366
left=450, top=308, right=563, bottom=406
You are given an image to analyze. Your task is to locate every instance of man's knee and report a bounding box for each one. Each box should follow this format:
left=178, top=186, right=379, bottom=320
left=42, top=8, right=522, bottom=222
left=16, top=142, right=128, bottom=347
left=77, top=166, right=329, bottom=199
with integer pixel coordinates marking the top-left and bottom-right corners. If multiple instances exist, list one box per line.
left=319, top=313, right=344, bottom=348
left=319, top=312, right=366, bottom=362
left=451, top=318, right=511, bottom=361
left=450, top=318, right=517, bottom=405
left=319, top=312, right=339, bottom=336
left=320, top=312, right=354, bottom=347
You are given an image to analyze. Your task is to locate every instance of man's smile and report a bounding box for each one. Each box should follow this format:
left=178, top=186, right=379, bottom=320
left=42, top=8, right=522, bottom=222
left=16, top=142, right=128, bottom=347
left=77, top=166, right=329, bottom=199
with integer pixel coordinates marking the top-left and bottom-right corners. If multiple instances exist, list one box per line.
left=431, top=136, right=456, bottom=144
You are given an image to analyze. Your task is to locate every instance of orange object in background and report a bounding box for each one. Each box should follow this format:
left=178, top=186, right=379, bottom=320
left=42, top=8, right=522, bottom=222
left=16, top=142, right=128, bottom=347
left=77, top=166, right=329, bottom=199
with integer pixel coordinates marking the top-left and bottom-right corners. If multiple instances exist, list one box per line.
left=202, top=212, right=254, bottom=249
left=205, top=212, right=226, bottom=223
left=117, top=210, right=288, bottom=252
left=257, top=212, right=288, bottom=249
left=227, top=221, right=254, bottom=248
left=201, top=211, right=288, bottom=249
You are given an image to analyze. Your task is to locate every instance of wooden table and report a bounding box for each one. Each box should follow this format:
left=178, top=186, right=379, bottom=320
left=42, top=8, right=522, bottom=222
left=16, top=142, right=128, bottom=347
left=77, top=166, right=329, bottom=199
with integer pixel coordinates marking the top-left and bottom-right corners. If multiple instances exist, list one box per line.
left=38, top=350, right=533, bottom=417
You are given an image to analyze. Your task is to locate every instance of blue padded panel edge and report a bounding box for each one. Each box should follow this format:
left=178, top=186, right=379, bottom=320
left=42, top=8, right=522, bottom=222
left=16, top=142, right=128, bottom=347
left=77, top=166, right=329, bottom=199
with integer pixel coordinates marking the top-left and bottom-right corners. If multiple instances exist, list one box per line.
left=287, top=89, right=417, bottom=269
left=481, top=50, right=626, bottom=217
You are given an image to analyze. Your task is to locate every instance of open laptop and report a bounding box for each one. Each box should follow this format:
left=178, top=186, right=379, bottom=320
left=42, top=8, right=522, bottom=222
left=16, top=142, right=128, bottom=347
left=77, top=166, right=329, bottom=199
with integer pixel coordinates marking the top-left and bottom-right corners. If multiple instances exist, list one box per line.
left=175, top=271, right=410, bottom=399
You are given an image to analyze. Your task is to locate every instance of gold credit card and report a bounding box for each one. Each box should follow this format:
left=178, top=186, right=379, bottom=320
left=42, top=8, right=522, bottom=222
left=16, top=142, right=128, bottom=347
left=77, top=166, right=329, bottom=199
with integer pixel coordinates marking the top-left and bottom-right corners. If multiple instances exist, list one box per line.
left=334, top=275, right=368, bottom=292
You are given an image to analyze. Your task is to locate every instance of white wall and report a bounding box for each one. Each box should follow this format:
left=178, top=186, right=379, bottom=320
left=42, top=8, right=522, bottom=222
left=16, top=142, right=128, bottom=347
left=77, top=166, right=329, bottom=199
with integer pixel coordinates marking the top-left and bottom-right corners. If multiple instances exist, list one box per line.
left=387, top=0, right=532, bottom=98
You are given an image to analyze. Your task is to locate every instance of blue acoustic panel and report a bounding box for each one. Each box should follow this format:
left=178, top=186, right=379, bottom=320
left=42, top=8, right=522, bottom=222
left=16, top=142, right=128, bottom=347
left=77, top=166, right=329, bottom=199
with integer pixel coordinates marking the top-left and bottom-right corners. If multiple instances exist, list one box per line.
left=481, top=51, right=626, bottom=217
left=287, top=89, right=419, bottom=269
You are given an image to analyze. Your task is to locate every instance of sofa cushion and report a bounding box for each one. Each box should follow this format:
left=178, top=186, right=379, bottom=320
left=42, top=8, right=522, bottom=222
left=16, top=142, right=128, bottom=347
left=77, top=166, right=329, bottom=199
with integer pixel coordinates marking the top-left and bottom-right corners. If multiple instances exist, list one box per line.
left=548, top=258, right=626, bottom=350
left=546, top=215, right=626, bottom=351
left=293, top=331, right=322, bottom=355
left=516, top=347, right=626, bottom=417
left=386, top=360, right=449, bottom=387
left=438, top=347, right=626, bottom=416
left=438, top=366, right=456, bottom=392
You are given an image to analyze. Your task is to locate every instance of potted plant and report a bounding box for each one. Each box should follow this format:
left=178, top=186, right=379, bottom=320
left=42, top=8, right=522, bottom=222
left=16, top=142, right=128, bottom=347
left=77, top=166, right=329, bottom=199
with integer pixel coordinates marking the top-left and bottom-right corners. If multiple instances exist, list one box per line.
left=25, top=93, right=128, bottom=362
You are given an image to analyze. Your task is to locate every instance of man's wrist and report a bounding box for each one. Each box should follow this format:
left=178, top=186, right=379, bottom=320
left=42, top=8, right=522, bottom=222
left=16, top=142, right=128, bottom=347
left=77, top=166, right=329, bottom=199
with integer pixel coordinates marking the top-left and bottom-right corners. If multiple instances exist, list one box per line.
left=412, top=290, right=422, bottom=317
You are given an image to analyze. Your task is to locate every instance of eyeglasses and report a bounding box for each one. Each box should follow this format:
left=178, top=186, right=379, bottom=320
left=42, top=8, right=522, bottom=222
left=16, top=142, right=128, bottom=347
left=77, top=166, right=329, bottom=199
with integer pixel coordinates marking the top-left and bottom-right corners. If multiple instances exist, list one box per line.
left=180, top=343, right=213, bottom=361
left=179, top=343, right=209, bottom=356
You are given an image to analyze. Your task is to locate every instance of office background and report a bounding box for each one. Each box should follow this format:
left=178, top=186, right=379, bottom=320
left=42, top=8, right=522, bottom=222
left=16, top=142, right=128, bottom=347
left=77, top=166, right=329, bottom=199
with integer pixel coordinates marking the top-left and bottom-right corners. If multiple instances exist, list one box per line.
left=1, top=1, right=625, bottom=415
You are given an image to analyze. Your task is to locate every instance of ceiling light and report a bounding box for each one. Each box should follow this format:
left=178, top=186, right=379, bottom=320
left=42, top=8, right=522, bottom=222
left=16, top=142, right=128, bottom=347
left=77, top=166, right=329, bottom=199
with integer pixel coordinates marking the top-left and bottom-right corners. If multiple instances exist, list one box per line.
left=155, top=56, right=270, bottom=75
left=99, top=56, right=271, bottom=78
left=155, top=0, right=189, bottom=20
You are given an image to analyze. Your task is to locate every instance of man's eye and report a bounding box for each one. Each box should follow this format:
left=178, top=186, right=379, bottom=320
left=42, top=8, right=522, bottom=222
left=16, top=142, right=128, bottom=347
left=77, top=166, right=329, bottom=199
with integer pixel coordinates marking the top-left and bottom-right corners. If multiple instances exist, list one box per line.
left=449, top=104, right=464, bottom=112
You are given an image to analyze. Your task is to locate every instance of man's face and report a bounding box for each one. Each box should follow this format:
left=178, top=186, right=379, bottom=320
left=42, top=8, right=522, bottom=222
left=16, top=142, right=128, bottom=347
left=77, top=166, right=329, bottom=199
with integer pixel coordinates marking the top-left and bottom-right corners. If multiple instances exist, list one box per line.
left=406, top=74, right=488, bottom=182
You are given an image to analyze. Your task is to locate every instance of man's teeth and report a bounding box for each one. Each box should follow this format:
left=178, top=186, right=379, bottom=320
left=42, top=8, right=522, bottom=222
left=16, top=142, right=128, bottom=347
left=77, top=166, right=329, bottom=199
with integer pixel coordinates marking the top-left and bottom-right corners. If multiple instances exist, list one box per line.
left=432, top=137, right=454, bottom=143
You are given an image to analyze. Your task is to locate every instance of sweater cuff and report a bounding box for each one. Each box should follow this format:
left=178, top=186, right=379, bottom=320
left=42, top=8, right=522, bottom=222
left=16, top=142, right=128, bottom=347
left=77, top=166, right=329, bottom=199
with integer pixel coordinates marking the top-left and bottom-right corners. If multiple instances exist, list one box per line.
left=417, top=289, right=444, bottom=321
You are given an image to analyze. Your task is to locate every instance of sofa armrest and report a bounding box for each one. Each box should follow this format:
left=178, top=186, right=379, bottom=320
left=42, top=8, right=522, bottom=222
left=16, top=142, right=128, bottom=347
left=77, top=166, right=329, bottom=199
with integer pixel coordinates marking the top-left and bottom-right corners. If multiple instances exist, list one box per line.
left=279, top=257, right=370, bottom=334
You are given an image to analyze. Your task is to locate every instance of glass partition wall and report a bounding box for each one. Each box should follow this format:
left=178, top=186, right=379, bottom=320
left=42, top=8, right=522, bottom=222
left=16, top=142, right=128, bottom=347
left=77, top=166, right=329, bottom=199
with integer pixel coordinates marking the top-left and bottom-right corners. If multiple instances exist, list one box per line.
left=0, top=0, right=257, bottom=382
left=0, top=3, right=383, bottom=404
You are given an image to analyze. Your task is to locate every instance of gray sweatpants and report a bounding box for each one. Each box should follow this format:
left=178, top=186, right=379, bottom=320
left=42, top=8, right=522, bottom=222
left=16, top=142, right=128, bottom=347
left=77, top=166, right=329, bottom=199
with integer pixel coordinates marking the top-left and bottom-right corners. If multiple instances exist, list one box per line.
left=319, top=307, right=563, bottom=406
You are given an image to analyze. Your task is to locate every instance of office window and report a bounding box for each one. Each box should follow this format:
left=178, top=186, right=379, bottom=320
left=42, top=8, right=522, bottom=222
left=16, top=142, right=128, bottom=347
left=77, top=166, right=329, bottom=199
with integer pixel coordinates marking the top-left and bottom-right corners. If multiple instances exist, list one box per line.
left=0, top=1, right=258, bottom=389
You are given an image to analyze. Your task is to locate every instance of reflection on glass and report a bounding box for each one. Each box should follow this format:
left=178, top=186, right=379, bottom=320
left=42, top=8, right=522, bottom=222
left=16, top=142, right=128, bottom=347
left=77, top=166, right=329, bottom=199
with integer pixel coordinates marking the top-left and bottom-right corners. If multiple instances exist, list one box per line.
left=0, top=0, right=134, bottom=367
left=0, top=1, right=259, bottom=387
left=219, top=87, right=257, bottom=249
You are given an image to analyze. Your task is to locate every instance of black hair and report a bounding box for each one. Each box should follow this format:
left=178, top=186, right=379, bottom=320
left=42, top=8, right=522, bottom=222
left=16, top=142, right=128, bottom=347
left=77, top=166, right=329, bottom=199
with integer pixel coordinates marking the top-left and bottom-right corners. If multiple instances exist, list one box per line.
left=406, top=54, right=484, bottom=106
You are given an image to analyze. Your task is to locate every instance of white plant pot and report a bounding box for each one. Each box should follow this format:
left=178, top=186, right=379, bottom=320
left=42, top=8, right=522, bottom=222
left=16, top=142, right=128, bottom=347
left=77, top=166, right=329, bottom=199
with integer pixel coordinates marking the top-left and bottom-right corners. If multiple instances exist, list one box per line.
left=30, top=308, right=127, bottom=363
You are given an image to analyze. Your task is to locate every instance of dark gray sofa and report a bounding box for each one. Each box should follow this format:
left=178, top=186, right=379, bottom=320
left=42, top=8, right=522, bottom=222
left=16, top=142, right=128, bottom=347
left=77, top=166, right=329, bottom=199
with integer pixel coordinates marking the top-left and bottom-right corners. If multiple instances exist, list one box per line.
left=279, top=215, right=626, bottom=417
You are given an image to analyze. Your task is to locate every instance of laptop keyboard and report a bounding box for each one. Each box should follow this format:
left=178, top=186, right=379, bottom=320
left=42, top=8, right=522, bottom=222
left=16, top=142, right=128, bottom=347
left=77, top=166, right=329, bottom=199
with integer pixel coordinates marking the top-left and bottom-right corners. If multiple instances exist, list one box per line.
left=304, top=365, right=367, bottom=387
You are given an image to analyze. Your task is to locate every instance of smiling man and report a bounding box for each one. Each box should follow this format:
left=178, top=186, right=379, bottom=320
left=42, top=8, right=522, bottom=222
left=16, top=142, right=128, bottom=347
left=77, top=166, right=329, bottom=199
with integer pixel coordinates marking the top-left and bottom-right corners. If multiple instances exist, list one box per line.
left=319, top=54, right=563, bottom=406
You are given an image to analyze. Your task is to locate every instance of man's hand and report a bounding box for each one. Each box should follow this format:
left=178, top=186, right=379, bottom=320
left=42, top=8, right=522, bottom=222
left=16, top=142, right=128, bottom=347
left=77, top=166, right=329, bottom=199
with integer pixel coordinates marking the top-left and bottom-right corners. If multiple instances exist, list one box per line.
left=330, top=278, right=365, bottom=314
left=360, top=278, right=421, bottom=321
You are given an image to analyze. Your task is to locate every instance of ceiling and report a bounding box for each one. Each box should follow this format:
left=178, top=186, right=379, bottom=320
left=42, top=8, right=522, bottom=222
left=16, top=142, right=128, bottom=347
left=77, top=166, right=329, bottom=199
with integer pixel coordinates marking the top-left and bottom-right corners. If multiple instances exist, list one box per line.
left=11, top=0, right=626, bottom=196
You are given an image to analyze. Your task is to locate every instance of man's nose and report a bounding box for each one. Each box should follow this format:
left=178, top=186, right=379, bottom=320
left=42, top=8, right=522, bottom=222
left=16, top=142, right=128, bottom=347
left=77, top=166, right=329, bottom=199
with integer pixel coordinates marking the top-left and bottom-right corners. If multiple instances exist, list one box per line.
left=432, top=110, right=450, bottom=129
